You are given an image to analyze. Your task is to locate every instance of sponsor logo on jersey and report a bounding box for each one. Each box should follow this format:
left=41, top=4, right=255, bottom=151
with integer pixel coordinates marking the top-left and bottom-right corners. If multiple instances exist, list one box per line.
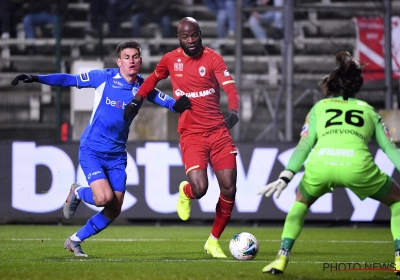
left=80, top=73, right=90, bottom=82
left=224, top=70, right=230, bottom=77
left=300, top=124, right=309, bottom=137
left=174, top=61, right=183, bottom=71
left=88, top=170, right=102, bottom=180
left=106, top=96, right=128, bottom=109
left=175, top=74, right=183, bottom=77
left=175, top=89, right=185, bottom=97
left=113, top=80, right=124, bottom=87
left=318, top=148, right=355, bottom=157
left=199, top=66, right=206, bottom=76
left=175, top=88, right=216, bottom=98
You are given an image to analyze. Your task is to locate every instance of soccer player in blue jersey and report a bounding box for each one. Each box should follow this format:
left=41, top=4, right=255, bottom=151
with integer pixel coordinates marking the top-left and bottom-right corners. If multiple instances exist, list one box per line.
left=11, top=40, right=191, bottom=257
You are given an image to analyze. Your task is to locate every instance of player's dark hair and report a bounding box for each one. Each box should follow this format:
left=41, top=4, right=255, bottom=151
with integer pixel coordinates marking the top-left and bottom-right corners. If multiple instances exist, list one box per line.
left=116, top=40, right=141, bottom=57
left=319, top=51, right=365, bottom=99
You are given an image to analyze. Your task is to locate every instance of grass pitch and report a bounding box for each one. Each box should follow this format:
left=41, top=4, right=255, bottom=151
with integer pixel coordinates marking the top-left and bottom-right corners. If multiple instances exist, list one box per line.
left=0, top=224, right=396, bottom=280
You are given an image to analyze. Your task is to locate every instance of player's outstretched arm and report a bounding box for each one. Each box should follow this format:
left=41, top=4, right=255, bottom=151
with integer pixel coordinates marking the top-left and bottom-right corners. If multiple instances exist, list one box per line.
left=258, top=170, right=294, bottom=199
left=11, top=74, right=38, bottom=86
left=146, top=89, right=191, bottom=113
left=12, top=73, right=77, bottom=87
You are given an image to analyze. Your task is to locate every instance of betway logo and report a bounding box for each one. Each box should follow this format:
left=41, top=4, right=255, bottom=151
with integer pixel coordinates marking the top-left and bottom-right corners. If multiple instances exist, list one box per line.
left=10, top=142, right=397, bottom=221
left=106, top=96, right=127, bottom=109
left=175, top=88, right=215, bottom=98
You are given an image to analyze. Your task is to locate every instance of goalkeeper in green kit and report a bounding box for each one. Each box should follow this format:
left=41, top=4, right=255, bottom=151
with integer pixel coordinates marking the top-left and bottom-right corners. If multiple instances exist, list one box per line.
left=258, top=51, right=400, bottom=276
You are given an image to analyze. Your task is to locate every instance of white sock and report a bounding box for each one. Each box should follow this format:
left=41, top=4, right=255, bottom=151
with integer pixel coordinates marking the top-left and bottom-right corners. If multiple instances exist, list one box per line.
left=209, top=234, right=218, bottom=240
left=70, top=233, right=81, bottom=242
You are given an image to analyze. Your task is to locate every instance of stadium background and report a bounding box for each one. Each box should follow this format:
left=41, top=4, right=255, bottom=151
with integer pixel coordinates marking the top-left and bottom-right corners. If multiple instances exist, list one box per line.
left=0, top=0, right=400, bottom=223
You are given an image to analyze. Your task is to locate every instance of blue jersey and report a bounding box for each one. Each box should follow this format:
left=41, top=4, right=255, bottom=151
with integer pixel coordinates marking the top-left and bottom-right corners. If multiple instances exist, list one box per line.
left=38, top=68, right=177, bottom=153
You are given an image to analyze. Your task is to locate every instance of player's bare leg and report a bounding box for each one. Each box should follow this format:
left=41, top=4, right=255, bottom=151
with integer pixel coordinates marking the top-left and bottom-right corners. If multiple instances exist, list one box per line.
left=177, top=169, right=208, bottom=221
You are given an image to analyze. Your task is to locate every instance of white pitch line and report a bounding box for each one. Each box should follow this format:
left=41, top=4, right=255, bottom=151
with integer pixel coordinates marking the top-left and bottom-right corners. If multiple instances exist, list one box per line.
left=6, top=238, right=391, bottom=243
left=46, top=259, right=387, bottom=265
left=58, top=259, right=268, bottom=263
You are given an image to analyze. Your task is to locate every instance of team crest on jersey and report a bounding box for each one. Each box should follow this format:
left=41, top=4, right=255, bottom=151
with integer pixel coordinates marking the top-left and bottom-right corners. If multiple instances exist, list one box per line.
left=80, top=73, right=90, bottom=82
left=132, top=87, right=138, bottom=96
left=300, top=124, right=309, bottom=137
left=199, top=66, right=206, bottom=76
left=224, top=70, right=230, bottom=77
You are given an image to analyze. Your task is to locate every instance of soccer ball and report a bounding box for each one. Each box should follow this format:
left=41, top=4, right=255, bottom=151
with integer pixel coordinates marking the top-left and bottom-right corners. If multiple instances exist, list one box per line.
left=229, top=232, right=259, bottom=260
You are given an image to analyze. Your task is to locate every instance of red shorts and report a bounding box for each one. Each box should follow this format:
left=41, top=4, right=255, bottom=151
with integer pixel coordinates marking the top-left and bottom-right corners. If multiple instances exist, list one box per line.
left=180, top=126, right=237, bottom=174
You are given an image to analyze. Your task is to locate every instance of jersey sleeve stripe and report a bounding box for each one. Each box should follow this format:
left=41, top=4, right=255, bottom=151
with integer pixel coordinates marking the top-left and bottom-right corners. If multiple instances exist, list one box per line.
left=222, top=80, right=235, bottom=85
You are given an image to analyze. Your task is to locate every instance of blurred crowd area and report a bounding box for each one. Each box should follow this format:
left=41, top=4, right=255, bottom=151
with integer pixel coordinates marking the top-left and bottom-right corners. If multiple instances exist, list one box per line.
left=1, top=0, right=257, bottom=41
left=0, top=0, right=399, bottom=142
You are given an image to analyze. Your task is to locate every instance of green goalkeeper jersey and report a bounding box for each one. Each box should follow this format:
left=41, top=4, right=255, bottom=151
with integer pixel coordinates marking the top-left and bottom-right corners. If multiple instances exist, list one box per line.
left=286, top=96, right=400, bottom=173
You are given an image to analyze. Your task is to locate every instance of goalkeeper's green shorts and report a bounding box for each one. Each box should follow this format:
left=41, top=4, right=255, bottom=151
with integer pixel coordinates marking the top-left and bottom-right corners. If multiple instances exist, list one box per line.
left=299, top=160, right=392, bottom=201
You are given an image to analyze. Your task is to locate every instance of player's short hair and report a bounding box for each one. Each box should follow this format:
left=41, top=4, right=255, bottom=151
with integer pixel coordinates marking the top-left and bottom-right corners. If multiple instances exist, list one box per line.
left=116, top=40, right=141, bottom=57
left=319, top=51, right=365, bottom=98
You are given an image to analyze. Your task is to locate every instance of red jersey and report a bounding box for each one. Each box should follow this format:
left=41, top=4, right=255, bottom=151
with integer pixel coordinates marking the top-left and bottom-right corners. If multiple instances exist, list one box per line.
left=138, top=46, right=240, bottom=133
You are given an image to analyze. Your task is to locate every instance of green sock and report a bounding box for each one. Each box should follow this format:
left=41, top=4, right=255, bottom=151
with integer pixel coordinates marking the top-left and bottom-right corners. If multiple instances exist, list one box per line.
left=280, top=201, right=309, bottom=251
left=390, top=202, right=400, bottom=251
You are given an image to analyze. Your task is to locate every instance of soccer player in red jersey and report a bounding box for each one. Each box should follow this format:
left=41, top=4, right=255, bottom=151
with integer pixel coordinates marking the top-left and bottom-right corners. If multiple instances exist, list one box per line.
left=124, top=17, right=240, bottom=258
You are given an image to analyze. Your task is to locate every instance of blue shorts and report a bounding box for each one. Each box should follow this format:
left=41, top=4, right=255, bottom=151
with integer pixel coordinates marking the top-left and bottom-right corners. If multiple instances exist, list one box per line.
left=79, top=146, right=127, bottom=193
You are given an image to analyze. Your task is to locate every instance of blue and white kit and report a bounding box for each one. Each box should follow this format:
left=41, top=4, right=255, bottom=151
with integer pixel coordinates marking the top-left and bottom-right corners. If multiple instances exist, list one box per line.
left=38, top=68, right=176, bottom=153
left=38, top=68, right=177, bottom=190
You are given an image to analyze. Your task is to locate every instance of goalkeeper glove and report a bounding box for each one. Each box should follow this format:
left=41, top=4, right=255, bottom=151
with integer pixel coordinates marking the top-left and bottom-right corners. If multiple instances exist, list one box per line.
left=123, top=99, right=140, bottom=122
left=225, top=110, right=239, bottom=129
left=172, top=95, right=191, bottom=113
left=258, top=170, right=294, bottom=199
left=11, top=74, right=39, bottom=86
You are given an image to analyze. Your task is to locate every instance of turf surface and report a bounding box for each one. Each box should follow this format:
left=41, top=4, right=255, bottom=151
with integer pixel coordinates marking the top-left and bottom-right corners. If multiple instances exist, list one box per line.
left=0, top=225, right=397, bottom=279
